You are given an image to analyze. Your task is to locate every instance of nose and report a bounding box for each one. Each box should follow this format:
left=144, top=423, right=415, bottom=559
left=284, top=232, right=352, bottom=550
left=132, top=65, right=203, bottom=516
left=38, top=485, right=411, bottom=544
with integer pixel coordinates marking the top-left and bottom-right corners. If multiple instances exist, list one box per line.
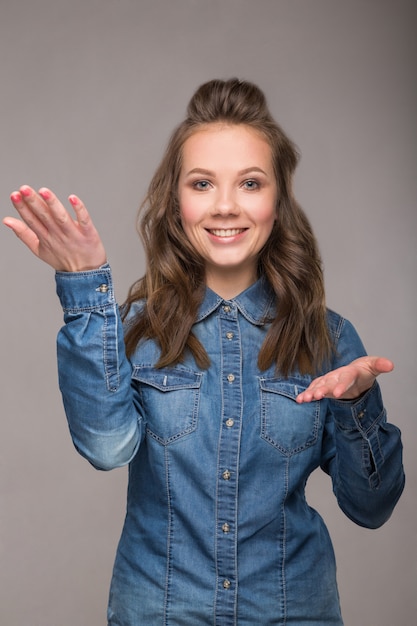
left=212, top=185, right=240, bottom=216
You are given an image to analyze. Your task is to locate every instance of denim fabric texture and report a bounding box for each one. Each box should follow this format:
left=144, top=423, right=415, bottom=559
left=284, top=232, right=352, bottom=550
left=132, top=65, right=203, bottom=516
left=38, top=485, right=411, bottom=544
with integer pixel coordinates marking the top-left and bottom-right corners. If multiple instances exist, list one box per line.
left=55, top=265, right=404, bottom=626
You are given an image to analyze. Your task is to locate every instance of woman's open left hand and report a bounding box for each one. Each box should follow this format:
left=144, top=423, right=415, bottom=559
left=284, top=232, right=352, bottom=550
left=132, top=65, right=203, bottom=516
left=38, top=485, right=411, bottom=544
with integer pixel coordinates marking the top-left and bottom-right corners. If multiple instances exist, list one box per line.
left=296, top=356, right=394, bottom=403
left=3, top=185, right=107, bottom=272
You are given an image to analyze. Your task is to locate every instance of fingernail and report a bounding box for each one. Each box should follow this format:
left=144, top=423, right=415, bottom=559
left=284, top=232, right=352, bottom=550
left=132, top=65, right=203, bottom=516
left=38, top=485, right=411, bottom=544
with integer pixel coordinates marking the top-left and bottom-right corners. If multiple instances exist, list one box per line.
left=39, top=188, right=51, bottom=200
left=10, top=191, right=21, bottom=203
left=20, top=186, right=31, bottom=198
left=68, top=195, right=79, bottom=206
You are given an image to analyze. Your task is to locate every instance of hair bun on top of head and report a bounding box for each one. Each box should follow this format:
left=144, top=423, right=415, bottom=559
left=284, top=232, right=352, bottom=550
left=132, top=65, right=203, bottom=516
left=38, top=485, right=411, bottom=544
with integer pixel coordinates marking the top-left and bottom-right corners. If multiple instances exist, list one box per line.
left=186, top=78, right=272, bottom=124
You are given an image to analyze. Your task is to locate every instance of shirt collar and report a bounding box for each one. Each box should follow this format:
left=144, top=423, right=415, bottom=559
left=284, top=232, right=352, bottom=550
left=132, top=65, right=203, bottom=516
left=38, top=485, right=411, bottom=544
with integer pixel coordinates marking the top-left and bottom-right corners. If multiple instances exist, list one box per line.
left=195, top=277, right=276, bottom=326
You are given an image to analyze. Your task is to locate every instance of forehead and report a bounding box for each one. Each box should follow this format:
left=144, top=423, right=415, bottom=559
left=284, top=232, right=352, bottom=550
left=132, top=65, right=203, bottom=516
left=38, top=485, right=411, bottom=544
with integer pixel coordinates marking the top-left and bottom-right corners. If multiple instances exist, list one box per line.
left=181, top=123, right=273, bottom=171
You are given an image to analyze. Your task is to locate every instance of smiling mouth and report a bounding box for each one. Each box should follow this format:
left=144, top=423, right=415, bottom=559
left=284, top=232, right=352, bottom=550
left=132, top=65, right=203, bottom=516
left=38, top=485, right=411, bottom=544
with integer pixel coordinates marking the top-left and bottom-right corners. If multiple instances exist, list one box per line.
left=208, top=228, right=247, bottom=237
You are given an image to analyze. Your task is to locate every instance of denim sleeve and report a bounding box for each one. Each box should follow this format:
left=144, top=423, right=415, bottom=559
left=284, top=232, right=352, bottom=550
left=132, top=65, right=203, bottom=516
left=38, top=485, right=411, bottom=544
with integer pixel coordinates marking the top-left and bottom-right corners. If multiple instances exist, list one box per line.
left=321, top=317, right=405, bottom=528
left=55, top=265, right=142, bottom=471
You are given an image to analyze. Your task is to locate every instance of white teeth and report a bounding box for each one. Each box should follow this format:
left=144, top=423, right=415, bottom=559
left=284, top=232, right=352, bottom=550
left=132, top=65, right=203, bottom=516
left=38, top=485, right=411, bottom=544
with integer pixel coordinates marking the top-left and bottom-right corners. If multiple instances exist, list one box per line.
left=209, top=228, right=244, bottom=237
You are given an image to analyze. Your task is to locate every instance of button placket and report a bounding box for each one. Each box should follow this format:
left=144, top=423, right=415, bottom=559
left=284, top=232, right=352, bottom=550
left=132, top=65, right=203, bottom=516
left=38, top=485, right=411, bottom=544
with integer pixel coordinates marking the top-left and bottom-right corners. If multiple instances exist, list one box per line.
left=215, top=303, right=242, bottom=623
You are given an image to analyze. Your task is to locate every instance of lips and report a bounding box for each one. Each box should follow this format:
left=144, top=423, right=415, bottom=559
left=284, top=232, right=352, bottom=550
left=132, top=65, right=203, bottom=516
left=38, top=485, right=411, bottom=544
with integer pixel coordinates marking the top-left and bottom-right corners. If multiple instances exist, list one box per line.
left=207, top=228, right=247, bottom=237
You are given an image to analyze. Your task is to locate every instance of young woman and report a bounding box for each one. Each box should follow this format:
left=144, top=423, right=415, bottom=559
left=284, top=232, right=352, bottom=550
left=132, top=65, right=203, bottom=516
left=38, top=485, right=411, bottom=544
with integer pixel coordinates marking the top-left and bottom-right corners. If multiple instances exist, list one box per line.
left=4, top=79, right=404, bottom=625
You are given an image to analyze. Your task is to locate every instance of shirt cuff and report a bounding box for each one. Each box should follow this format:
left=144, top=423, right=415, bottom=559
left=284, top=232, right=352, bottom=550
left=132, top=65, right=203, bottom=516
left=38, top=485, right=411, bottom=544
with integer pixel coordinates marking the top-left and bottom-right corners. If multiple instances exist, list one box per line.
left=330, top=382, right=385, bottom=434
left=55, top=264, right=115, bottom=312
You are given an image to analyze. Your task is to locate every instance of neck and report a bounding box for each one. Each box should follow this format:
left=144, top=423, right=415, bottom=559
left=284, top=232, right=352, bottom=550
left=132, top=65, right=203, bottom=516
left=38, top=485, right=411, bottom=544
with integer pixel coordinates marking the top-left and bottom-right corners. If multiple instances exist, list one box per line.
left=205, top=268, right=258, bottom=300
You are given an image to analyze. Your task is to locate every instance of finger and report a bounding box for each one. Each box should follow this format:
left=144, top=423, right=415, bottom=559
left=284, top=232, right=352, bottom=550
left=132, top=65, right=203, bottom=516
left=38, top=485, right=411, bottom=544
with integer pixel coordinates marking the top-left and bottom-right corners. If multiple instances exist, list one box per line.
left=371, top=356, right=394, bottom=375
left=37, top=187, right=72, bottom=232
left=295, top=374, right=324, bottom=403
left=3, top=216, right=41, bottom=255
left=68, top=194, right=95, bottom=231
left=19, top=186, right=74, bottom=241
left=296, top=368, right=353, bottom=403
left=23, top=187, right=94, bottom=240
left=330, top=379, right=356, bottom=399
left=297, top=382, right=349, bottom=403
left=11, top=186, right=50, bottom=239
left=296, top=385, right=326, bottom=403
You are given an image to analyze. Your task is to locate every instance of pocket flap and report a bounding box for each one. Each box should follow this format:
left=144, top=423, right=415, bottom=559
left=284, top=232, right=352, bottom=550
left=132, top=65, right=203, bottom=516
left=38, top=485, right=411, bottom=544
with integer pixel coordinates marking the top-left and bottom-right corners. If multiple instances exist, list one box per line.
left=132, top=366, right=202, bottom=392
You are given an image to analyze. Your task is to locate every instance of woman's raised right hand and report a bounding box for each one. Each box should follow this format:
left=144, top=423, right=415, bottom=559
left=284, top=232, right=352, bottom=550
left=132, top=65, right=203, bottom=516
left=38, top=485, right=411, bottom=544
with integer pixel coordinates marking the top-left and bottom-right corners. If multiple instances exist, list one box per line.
left=3, top=185, right=107, bottom=272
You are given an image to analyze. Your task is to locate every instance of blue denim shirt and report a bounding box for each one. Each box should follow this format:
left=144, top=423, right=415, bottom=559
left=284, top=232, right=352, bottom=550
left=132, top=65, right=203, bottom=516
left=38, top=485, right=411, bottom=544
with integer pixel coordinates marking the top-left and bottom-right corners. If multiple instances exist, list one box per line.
left=56, top=265, right=404, bottom=626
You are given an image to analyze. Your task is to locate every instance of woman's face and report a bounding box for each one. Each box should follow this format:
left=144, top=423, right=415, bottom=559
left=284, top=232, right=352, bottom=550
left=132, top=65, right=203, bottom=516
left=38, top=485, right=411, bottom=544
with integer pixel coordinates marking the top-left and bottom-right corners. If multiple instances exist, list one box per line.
left=178, top=123, right=277, bottom=298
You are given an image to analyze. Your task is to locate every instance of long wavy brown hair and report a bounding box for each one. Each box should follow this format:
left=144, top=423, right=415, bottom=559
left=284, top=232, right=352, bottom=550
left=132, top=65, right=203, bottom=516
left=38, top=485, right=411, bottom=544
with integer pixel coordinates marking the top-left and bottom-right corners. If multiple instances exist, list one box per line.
left=123, top=78, right=333, bottom=376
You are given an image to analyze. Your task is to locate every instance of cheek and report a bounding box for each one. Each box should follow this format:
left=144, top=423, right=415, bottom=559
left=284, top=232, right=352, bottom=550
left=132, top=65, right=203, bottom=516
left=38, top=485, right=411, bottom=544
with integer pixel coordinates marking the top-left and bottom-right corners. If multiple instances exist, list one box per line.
left=178, top=192, right=206, bottom=231
left=178, top=191, right=193, bottom=229
left=257, top=202, right=277, bottom=230
left=255, top=202, right=277, bottom=245
left=179, top=205, right=195, bottom=234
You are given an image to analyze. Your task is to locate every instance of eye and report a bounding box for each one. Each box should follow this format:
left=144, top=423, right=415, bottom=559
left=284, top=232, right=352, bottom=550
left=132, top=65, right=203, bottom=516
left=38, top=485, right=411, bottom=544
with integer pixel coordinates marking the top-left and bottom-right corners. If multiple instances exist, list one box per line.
left=242, top=179, right=260, bottom=190
left=192, top=180, right=211, bottom=191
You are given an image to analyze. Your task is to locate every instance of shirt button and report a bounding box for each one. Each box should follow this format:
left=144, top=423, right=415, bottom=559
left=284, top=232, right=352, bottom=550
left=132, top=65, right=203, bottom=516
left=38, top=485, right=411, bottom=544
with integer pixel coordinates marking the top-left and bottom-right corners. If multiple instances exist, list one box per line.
left=226, top=332, right=234, bottom=340
left=227, top=373, right=235, bottom=383
left=225, top=418, right=234, bottom=428
left=358, top=410, right=365, bottom=419
left=222, top=469, right=231, bottom=481
left=97, top=284, right=109, bottom=293
left=223, top=579, right=231, bottom=589
left=222, top=523, right=230, bottom=533
left=223, top=305, right=231, bottom=313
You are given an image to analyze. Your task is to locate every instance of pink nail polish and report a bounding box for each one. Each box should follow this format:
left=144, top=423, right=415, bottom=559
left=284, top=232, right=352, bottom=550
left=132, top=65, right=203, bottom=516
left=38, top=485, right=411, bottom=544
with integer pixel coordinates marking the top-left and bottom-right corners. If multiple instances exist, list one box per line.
left=39, top=188, right=51, bottom=201
left=20, top=186, right=31, bottom=198
left=69, top=195, right=79, bottom=206
left=10, top=191, right=21, bottom=203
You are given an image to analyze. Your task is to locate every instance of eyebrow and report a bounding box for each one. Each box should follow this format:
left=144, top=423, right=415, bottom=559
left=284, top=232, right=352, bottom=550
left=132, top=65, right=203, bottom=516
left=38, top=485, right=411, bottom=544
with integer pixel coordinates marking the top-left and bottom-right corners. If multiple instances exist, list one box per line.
left=184, top=166, right=269, bottom=177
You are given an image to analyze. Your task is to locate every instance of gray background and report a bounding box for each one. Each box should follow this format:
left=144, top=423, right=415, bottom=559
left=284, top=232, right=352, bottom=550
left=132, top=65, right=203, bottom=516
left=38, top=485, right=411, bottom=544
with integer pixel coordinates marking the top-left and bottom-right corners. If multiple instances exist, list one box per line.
left=1, top=0, right=415, bottom=624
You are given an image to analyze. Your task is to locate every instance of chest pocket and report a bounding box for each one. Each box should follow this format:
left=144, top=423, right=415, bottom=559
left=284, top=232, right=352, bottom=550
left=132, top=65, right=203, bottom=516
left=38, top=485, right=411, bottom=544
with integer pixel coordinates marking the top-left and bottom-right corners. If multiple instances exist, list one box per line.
left=132, top=366, right=202, bottom=445
left=259, top=377, right=320, bottom=456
